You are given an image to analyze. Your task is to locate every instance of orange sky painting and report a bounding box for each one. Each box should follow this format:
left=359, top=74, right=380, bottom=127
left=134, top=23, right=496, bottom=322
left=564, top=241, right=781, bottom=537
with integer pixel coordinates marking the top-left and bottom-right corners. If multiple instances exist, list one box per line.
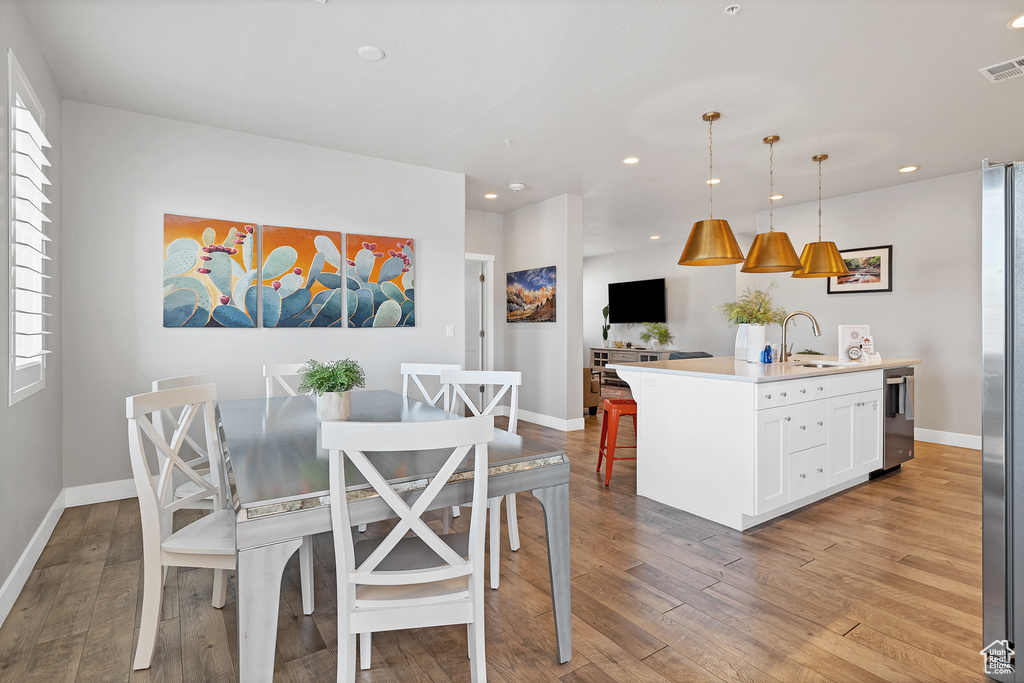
left=163, top=213, right=251, bottom=305
left=345, top=233, right=413, bottom=285
left=263, top=225, right=342, bottom=296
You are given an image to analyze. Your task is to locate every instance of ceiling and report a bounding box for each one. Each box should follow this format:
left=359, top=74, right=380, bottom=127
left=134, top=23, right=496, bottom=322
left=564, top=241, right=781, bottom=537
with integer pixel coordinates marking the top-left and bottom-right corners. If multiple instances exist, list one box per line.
left=18, top=0, right=1024, bottom=256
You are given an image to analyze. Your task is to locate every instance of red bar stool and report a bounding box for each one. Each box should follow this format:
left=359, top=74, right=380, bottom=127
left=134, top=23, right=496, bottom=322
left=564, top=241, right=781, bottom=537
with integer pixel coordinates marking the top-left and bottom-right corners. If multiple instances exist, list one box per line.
left=597, top=398, right=637, bottom=486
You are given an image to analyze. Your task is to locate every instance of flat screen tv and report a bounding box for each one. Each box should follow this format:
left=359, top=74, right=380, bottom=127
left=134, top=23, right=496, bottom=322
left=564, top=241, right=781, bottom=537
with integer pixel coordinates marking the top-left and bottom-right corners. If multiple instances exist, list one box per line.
left=608, top=278, right=666, bottom=324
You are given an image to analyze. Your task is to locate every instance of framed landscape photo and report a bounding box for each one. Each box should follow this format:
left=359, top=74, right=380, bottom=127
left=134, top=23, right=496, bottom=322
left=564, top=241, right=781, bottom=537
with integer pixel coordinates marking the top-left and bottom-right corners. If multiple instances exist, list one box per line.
left=827, top=245, right=892, bottom=294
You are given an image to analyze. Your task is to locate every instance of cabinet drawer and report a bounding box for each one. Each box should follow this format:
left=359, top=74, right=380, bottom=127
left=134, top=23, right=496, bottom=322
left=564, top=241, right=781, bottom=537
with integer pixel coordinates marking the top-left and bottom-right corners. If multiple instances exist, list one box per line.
left=829, top=370, right=882, bottom=397
left=789, top=400, right=828, bottom=453
left=790, top=377, right=828, bottom=404
left=756, top=382, right=790, bottom=410
left=609, top=351, right=636, bottom=362
left=790, top=445, right=829, bottom=501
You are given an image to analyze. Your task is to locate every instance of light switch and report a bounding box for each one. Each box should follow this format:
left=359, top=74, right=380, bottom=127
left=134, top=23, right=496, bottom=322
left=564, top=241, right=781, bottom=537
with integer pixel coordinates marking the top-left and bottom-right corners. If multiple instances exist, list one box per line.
left=446, top=325, right=454, bottom=338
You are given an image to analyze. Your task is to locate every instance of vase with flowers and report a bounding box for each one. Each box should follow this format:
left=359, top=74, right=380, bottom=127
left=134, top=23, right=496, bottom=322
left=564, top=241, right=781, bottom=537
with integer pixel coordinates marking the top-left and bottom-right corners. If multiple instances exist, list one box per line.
left=716, top=284, right=787, bottom=363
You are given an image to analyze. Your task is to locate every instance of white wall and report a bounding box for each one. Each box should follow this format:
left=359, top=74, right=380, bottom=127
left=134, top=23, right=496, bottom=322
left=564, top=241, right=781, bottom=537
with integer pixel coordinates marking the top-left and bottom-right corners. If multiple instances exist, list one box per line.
left=748, top=170, right=981, bottom=438
left=583, top=238, right=737, bottom=357
left=503, top=194, right=583, bottom=428
left=61, top=101, right=466, bottom=488
left=0, top=0, right=64, bottom=603
left=465, top=208, right=504, bottom=372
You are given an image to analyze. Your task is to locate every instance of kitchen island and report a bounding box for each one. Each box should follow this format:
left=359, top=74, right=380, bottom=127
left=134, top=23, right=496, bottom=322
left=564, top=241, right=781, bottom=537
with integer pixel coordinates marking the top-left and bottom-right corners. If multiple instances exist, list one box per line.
left=609, top=355, right=920, bottom=530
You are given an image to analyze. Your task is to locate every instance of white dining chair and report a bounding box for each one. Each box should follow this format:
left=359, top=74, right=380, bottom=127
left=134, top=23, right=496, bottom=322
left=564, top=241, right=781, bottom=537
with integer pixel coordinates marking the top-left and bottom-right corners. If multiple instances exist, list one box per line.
left=152, top=374, right=218, bottom=510
left=442, top=369, right=522, bottom=589
left=263, top=363, right=320, bottom=611
left=126, top=383, right=236, bottom=670
left=325, top=415, right=493, bottom=682
left=401, top=362, right=461, bottom=410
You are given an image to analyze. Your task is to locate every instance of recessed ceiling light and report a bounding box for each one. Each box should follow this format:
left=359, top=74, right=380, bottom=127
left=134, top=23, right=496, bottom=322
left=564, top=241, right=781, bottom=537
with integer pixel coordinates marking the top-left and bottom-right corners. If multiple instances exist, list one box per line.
left=484, top=193, right=497, bottom=199
left=706, top=178, right=721, bottom=185
left=650, top=235, right=660, bottom=240
left=358, top=46, right=385, bottom=61
left=724, top=4, right=741, bottom=16
left=770, top=194, right=783, bottom=201
left=622, top=157, right=639, bottom=164
left=1010, top=14, right=1024, bottom=28
left=899, top=165, right=919, bottom=173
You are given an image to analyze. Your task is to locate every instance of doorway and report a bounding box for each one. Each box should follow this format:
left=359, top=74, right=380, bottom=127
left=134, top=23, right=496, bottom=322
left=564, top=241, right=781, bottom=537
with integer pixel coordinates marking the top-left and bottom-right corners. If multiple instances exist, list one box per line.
left=464, top=253, right=495, bottom=407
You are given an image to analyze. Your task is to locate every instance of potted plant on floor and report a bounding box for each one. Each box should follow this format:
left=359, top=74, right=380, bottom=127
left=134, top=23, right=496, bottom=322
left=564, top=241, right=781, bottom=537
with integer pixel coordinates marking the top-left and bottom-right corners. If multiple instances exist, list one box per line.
left=716, top=284, right=787, bottom=363
left=639, top=322, right=674, bottom=350
left=601, top=305, right=611, bottom=348
left=298, top=358, right=366, bottom=420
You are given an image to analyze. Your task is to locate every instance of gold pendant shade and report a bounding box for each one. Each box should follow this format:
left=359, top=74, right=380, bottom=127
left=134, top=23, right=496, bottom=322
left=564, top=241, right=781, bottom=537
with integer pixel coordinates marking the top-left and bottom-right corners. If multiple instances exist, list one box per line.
left=791, top=240, right=849, bottom=278
left=791, top=154, right=850, bottom=278
left=740, top=231, right=803, bottom=273
left=678, top=219, right=745, bottom=265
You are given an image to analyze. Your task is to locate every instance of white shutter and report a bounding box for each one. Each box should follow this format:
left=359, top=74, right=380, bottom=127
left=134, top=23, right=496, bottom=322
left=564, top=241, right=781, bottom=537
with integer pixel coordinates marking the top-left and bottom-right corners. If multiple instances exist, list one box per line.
left=9, top=53, right=52, bottom=404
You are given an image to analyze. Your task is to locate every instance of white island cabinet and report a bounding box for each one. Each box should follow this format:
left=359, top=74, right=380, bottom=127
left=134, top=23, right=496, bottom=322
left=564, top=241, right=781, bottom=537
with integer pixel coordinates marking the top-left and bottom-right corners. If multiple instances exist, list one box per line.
left=610, top=356, right=918, bottom=530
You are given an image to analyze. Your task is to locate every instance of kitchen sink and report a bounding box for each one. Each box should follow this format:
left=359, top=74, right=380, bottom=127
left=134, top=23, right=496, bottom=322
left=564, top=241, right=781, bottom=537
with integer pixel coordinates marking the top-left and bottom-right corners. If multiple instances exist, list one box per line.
left=794, top=360, right=858, bottom=368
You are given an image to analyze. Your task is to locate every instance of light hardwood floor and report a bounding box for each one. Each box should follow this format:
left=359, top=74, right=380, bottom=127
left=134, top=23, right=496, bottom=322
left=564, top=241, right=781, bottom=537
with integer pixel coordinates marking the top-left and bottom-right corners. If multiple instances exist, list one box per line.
left=0, top=414, right=987, bottom=682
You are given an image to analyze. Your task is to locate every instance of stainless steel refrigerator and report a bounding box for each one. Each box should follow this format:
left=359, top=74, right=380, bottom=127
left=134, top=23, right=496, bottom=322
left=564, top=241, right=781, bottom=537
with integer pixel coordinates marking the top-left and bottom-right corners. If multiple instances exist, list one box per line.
left=983, top=159, right=1024, bottom=680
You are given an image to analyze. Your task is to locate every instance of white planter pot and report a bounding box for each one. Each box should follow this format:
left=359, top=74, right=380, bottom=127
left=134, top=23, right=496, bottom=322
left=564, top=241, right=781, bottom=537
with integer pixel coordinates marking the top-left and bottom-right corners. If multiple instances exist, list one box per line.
left=745, top=325, right=766, bottom=363
left=734, top=324, right=750, bottom=360
left=602, top=339, right=609, bottom=348
left=317, top=391, right=351, bottom=421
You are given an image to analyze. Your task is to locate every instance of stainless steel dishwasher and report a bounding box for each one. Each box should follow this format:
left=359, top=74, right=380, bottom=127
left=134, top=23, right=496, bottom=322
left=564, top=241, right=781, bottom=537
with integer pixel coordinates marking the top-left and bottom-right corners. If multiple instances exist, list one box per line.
left=873, top=366, right=915, bottom=475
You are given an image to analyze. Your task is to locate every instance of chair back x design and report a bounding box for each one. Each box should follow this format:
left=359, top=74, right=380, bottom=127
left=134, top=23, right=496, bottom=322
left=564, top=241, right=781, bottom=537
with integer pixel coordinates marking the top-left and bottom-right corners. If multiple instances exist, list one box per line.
left=264, top=362, right=306, bottom=397
left=401, top=363, right=460, bottom=410
left=324, top=415, right=493, bottom=681
left=442, top=370, right=522, bottom=434
left=151, top=373, right=218, bottom=510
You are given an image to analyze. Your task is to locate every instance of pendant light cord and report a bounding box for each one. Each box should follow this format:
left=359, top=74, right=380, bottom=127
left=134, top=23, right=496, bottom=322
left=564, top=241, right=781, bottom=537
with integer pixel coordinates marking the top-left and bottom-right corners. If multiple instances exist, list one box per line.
left=708, top=118, right=714, bottom=219
left=817, top=158, right=823, bottom=242
left=768, top=140, right=775, bottom=232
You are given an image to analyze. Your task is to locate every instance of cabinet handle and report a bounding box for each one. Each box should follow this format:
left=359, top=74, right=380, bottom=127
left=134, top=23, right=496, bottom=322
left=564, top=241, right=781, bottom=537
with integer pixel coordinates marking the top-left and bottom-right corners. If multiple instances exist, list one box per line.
left=765, top=394, right=772, bottom=399
left=817, top=421, right=823, bottom=426
left=799, top=425, right=807, bottom=430
left=799, top=473, right=806, bottom=479
left=784, top=416, right=791, bottom=422
left=817, top=386, right=824, bottom=391
left=816, top=467, right=823, bottom=473
left=780, top=392, right=787, bottom=397
left=800, top=389, right=806, bottom=394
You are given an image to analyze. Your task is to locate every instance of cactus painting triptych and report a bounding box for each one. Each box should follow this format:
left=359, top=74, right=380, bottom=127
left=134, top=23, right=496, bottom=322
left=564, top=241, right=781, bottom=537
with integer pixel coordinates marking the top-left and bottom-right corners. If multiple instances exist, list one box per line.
left=163, top=214, right=414, bottom=328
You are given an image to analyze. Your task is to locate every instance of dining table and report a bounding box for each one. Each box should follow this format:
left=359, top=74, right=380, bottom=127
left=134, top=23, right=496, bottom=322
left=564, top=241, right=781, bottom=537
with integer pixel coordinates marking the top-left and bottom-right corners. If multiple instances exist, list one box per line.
left=217, top=389, right=572, bottom=682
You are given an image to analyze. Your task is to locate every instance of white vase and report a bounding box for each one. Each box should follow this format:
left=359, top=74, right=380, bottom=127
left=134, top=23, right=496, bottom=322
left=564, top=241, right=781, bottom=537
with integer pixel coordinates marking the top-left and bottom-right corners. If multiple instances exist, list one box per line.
left=602, top=339, right=609, bottom=348
left=317, top=391, right=351, bottom=421
left=745, top=325, right=766, bottom=363
left=734, top=324, right=750, bottom=360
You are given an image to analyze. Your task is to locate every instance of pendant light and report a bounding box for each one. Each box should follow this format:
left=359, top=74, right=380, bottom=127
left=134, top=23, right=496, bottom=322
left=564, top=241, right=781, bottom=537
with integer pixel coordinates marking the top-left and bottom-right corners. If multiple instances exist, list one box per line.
left=678, top=112, right=745, bottom=266
left=741, top=136, right=802, bottom=273
left=791, top=154, right=850, bottom=278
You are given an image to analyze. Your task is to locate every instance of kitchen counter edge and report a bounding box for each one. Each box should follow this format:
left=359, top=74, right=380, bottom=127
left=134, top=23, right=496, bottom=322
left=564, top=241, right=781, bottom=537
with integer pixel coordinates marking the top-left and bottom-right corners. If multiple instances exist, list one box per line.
left=606, top=355, right=920, bottom=383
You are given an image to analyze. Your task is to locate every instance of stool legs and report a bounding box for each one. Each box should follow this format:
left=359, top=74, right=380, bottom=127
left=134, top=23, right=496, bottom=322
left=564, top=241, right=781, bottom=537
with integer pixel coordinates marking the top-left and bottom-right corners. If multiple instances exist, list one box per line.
left=597, top=407, right=610, bottom=471
left=603, top=411, right=622, bottom=486
left=597, top=401, right=638, bottom=486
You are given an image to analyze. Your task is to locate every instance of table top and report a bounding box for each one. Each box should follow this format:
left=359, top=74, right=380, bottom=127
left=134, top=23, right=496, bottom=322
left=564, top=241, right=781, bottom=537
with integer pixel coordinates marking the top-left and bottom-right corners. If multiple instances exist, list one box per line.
left=218, top=389, right=567, bottom=521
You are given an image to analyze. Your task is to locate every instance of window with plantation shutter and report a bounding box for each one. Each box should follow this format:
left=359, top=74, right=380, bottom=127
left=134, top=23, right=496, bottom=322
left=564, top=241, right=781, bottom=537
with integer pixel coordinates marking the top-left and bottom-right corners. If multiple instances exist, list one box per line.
left=8, top=51, right=52, bottom=405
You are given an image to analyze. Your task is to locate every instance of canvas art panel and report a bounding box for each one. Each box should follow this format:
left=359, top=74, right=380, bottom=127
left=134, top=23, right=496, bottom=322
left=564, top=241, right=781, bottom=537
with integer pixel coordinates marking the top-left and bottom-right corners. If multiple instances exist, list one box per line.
left=507, top=266, right=556, bottom=323
left=163, top=213, right=257, bottom=327
left=827, top=245, right=893, bottom=294
left=262, top=225, right=344, bottom=327
left=346, top=233, right=415, bottom=327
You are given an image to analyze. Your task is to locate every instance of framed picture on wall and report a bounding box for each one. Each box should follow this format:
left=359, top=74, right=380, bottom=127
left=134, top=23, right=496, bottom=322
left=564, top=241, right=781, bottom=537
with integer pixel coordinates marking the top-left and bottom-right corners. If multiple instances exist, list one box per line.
left=506, top=266, right=556, bottom=322
left=827, top=245, right=893, bottom=294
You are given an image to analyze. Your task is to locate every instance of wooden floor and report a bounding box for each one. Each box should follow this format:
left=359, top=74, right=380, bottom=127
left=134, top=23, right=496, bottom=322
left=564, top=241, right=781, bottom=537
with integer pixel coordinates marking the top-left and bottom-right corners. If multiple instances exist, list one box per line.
left=0, top=414, right=987, bottom=682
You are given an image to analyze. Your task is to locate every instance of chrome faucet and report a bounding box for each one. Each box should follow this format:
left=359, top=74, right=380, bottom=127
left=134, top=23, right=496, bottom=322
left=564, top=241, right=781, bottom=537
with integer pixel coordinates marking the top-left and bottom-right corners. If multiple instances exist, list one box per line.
left=781, top=311, right=821, bottom=362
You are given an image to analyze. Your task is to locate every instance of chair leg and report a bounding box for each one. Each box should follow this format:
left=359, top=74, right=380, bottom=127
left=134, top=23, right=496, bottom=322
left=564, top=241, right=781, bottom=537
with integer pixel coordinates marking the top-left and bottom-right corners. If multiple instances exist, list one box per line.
left=506, top=494, right=520, bottom=551
left=338, top=632, right=357, bottom=683
left=597, top=407, right=609, bottom=470
left=489, top=497, right=501, bottom=589
left=300, top=535, right=314, bottom=615
left=212, top=568, right=228, bottom=609
left=468, top=616, right=486, bottom=682
left=604, top=408, right=621, bottom=486
left=451, top=505, right=461, bottom=518
left=133, top=550, right=163, bottom=670
left=357, top=524, right=366, bottom=533
left=359, top=632, right=371, bottom=670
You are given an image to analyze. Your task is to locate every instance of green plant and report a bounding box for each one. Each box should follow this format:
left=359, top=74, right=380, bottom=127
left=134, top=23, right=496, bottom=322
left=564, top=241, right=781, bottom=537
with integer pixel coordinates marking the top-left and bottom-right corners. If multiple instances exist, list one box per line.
left=797, top=349, right=824, bottom=355
left=297, top=358, right=366, bottom=396
left=639, top=322, right=674, bottom=347
left=601, top=305, right=610, bottom=340
left=716, top=284, right=787, bottom=326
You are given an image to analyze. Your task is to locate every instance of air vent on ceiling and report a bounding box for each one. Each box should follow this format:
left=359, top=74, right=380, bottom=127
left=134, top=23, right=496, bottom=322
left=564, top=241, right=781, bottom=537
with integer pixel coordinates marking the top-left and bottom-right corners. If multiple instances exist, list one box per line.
left=979, top=56, right=1024, bottom=83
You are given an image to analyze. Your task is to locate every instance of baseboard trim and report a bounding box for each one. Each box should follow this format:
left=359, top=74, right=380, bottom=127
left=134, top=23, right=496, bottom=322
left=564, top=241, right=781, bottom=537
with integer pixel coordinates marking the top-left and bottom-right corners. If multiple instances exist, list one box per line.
left=915, top=428, right=981, bottom=450
left=0, top=491, right=64, bottom=627
left=517, top=408, right=584, bottom=432
left=64, top=478, right=137, bottom=507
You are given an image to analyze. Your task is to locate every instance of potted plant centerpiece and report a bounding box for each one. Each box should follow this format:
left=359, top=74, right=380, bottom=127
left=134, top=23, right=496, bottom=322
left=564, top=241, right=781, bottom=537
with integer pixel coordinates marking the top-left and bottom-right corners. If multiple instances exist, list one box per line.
left=298, top=358, right=366, bottom=421
left=639, top=322, right=674, bottom=351
left=601, top=305, right=611, bottom=348
left=716, top=285, right=787, bottom=363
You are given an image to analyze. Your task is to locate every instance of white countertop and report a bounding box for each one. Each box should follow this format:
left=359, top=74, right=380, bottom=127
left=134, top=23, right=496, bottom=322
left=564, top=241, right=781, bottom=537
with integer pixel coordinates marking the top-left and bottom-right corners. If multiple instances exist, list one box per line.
left=607, top=354, right=920, bottom=383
